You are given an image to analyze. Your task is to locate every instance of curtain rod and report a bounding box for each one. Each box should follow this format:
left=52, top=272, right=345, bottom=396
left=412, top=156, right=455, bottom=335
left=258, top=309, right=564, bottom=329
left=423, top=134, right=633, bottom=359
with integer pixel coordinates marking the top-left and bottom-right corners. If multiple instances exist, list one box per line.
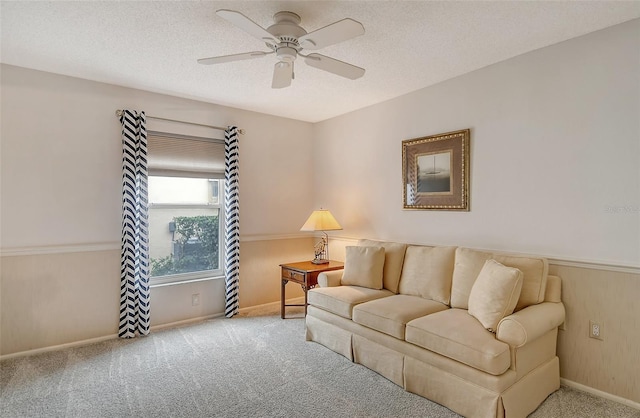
left=115, top=110, right=244, bottom=135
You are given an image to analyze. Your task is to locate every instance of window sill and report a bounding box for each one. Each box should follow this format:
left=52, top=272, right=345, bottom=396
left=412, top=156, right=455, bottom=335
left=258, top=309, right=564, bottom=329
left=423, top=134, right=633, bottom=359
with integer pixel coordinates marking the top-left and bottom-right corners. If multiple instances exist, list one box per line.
left=150, top=275, right=225, bottom=288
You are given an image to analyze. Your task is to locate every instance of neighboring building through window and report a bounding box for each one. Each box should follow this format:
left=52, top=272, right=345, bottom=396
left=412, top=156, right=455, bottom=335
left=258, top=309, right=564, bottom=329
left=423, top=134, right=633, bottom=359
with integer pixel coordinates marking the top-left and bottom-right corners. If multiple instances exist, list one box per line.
left=146, top=132, right=226, bottom=285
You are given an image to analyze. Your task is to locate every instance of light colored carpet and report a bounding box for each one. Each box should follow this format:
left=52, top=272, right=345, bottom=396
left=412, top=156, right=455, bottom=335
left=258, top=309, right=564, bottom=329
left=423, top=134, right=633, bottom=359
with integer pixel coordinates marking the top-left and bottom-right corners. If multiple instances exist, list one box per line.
left=1, top=304, right=638, bottom=418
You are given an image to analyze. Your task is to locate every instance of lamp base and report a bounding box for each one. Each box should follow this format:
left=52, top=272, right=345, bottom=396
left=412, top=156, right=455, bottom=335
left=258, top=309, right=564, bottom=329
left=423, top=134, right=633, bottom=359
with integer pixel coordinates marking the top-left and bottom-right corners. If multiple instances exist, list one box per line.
left=311, top=258, right=330, bottom=265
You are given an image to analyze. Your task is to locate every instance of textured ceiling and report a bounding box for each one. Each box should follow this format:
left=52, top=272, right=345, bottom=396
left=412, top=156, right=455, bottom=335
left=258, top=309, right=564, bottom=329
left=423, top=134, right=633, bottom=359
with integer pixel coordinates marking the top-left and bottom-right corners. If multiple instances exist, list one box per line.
left=2, top=1, right=639, bottom=123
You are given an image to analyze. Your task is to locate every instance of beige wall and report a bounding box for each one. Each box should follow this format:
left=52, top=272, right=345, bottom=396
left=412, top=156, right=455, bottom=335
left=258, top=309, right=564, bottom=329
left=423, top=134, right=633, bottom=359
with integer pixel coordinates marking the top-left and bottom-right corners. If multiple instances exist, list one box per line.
left=314, top=20, right=640, bottom=404
left=312, top=19, right=640, bottom=268
left=0, top=64, right=316, bottom=248
left=317, top=22, right=640, bottom=404
left=0, top=236, right=315, bottom=355
left=313, top=21, right=640, bottom=403
left=239, top=237, right=314, bottom=309
left=551, top=264, right=640, bottom=403
left=1, top=250, right=121, bottom=354
left=0, top=64, right=317, bottom=355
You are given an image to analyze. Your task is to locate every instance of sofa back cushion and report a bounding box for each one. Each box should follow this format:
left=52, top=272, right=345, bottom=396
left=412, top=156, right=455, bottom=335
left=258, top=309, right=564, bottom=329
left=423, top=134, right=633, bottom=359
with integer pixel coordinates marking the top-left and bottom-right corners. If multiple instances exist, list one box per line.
left=341, top=246, right=385, bottom=289
left=358, top=240, right=407, bottom=293
left=451, top=248, right=493, bottom=309
left=398, top=246, right=456, bottom=305
left=451, top=247, right=548, bottom=311
left=493, top=254, right=548, bottom=311
left=468, top=259, right=523, bottom=332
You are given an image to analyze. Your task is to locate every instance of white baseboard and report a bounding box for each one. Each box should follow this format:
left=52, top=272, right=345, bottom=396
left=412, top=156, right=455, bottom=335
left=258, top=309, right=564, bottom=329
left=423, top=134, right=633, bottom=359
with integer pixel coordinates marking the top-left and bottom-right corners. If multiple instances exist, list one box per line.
left=0, top=302, right=305, bottom=361
left=561, top=378, right=640, bottom=410
left=238, top=297, right=305, bottom=314
left=150, top=313, right=224, bottom=331
left=0, top=313, right=223, bottom=361
left=0, top=334, right=119, bottom=361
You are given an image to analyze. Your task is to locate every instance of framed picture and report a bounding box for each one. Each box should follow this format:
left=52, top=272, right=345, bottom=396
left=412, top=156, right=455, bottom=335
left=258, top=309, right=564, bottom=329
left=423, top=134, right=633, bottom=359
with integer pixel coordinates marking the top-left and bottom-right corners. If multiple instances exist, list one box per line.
left=402, top=129, right=470, bottom=210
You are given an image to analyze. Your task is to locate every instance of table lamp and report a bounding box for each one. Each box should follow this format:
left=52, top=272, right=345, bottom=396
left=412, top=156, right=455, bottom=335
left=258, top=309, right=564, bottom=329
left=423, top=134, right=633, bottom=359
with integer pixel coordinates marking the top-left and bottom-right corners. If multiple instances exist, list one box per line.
left=300, top=209, right=342, bottom=264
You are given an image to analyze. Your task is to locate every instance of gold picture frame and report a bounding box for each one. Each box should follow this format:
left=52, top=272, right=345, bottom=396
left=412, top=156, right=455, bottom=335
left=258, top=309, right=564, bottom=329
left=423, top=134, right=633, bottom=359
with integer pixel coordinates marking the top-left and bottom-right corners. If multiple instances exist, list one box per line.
left=402, top=129, right=470, bottom=211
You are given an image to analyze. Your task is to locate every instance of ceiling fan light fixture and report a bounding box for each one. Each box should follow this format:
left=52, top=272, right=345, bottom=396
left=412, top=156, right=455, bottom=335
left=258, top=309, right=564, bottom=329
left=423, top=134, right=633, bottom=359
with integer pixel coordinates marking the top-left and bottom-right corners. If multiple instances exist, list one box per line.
left=276, top=46, right=298, bottom=62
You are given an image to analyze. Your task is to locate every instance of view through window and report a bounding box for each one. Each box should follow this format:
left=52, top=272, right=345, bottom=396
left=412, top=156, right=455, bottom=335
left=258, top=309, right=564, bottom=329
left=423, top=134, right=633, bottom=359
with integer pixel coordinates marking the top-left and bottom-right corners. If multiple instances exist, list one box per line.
left=148, top=176, right=223, bottom=284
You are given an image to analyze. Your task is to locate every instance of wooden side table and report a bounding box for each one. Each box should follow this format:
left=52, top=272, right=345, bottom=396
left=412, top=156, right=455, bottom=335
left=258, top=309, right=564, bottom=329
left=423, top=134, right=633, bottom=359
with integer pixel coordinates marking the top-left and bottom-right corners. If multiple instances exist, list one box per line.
left=279, top=260, right=344, bottom=319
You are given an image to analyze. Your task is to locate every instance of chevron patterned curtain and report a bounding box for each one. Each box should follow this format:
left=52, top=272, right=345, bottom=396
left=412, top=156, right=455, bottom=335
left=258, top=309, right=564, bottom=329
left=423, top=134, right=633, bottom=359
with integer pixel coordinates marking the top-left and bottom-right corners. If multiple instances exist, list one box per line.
left=119, top=110, right=151, bottom=338
left=224, top=126, right=240, bottom=317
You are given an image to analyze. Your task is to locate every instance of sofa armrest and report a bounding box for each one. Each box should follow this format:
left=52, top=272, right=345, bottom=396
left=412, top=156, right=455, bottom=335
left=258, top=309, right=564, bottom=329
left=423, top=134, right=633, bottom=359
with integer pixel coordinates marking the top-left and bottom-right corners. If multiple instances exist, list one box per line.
left=317, top=270, right=344, bottom=287
left=496, top=302, right=565, bottom=347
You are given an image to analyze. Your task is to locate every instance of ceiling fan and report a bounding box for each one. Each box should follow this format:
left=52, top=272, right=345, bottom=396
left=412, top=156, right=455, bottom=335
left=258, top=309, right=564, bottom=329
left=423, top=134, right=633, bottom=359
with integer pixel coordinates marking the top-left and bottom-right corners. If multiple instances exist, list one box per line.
left=198, top=9, right=365, bottom=89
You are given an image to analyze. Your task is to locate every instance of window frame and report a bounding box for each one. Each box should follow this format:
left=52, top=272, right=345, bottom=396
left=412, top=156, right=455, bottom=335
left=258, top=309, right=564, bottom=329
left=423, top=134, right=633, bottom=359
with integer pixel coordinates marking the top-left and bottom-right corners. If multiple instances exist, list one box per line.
left=146, top=130, right=226, bottom=287
left=148, top=182, right=225, bottom=286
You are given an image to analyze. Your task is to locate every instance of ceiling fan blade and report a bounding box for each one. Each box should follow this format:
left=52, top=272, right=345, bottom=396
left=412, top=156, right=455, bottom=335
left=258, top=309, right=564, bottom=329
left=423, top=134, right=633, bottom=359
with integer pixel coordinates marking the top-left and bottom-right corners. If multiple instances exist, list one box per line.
left=304, top=53, right=365, bottom=80
left=298, top=18, right=364, bottom=50
left=198, top=51, right=269, bottom=65
left=272, top=62, right=293, bottom=89
left=216, top=9, right=278, bottom=46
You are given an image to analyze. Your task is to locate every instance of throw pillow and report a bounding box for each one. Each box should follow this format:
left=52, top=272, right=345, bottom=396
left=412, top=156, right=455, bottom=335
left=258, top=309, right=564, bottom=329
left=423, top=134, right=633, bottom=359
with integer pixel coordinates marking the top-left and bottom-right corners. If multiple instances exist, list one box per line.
left=358, top=240, right=407, bottom=293
left=468, top=259, right=523, bottom=332
left=493, top=254, right=548, bottom=311
left=341, top=246, right=385, bottom=289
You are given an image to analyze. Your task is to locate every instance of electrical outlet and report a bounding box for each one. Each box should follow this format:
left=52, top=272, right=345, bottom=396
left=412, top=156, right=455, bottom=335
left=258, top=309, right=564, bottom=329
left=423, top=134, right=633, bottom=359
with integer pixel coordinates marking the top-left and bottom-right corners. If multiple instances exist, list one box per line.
left=589, top=320, right=603, bottom=340
left=192, top=293, right=200, bottom=306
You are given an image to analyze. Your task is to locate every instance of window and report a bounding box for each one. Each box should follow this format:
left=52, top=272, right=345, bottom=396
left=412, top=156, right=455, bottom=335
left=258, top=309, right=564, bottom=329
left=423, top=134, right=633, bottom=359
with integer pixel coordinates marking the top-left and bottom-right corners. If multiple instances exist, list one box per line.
left=146, top=132, right=225, bottom=285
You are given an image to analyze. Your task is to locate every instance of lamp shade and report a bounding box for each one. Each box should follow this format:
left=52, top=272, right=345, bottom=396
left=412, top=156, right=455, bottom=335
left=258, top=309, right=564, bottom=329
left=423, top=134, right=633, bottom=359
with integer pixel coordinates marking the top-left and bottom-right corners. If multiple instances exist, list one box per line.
left=300, top=209, right=342, bottom=232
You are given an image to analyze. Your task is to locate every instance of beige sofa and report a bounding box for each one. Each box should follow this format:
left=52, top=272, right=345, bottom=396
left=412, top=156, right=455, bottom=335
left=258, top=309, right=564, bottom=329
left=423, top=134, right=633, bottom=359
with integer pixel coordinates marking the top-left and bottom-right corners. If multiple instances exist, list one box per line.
left=305, top=240, right=565, bottom=418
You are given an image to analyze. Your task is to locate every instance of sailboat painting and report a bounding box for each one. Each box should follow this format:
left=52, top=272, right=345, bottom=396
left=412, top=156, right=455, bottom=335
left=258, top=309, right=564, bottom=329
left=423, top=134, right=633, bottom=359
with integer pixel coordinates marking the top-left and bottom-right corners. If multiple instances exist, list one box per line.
left=416, top=151, right=452, bottom=194
left=402, top=128, right=469, bottom=211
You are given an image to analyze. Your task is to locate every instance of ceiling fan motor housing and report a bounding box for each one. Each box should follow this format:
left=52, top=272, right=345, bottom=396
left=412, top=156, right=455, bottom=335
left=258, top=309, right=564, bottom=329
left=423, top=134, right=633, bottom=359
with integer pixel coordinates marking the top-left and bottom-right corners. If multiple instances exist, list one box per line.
left=267, top=11, right=307, bottom=62
left=267, top=11, right=307, bottom=38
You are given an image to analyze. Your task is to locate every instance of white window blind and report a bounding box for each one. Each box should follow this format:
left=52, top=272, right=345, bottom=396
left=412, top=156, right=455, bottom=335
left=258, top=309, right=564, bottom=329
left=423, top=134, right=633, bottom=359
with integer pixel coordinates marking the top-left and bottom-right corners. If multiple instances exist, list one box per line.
left=147, top=131, right=225, bottom=178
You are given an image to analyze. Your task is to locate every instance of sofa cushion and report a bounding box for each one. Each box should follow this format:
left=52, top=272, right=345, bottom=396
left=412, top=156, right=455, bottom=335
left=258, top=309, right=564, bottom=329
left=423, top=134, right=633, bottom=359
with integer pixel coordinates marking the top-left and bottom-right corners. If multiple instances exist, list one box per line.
left=451, top=247, right=493, bottom=309
left=468, top=259, right=523, bottom=332
left=341, top=246, right=385, bottom=289
left=493, top=254, right=548, bottom=311
left=352, top=294, right=449, bottom=339
left=405, top=309, right=511, bottom=375
left=308, top=286, right=393, bottom=319
left=358, top=240, right=407, bottom=293
left=451, top=248, right=548, bottom=311
left=398, top=246, right=456, bottom=305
